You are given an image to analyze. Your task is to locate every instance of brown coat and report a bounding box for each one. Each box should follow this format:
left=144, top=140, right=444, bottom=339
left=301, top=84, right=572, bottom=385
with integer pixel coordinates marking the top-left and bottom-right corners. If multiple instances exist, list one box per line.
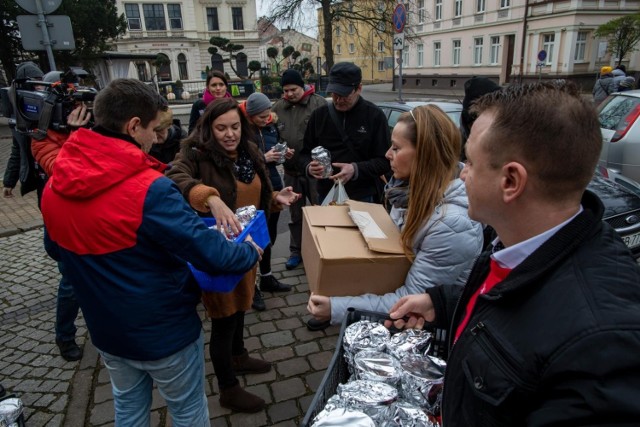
left=166, top=137, right=276, bottom=318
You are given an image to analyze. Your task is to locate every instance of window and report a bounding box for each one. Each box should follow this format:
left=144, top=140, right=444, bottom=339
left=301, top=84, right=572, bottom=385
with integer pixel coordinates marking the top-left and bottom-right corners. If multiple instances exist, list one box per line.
left=336, top=26, right=341, bottom=36
left=476, top=0, right=485, bottom=13
left=417, top=43, right=424, bottom=67
left=403, top=46, right=410, bottom=67
left=349, top=23, right=355, bottom=34
left=349, top=43, right=355, bottom=53
left=433, top=42, right=441, bottom=66
left=143, top=4, right=165, bottom=31
left=453, top=40, right=461, bottom=65
left=178, top=53, right=188, bottom=80
left=542, top=33, right=555, bottom=65
left=136, top=62, right=148, bottom=81
left=336, top=44, right=341, bottom=54
left=435, top=0, right=442, bottom=21
left=206, top=8, right=219, bottom=31
left=490, top=36, right=500, bottom=64
left=378, top=41, right=385, bottom=52
left=418, top=0, right=425, bottom=24
left=167, top=4, right=182, bottom=30
left=232, top=7, right=244, bottom=30
left=474, top=37, right=483, bottom=65
left=378, top=60, right=384, bottom=72
left=455, top=0, right=462, bottom=17
left=125, top=4, right=142, bottom=30
left=575, top=31, right=588, bottom=61
left=377, top=20, right=386, bottom=32
left=500, top=0, right=510, bottom=7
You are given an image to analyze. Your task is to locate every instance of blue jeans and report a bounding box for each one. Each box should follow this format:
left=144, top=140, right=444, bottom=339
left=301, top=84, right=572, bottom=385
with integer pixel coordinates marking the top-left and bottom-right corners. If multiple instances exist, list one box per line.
left=55, top=261, right=80, bottom=343
left=98, top=331, right=210, bottom=427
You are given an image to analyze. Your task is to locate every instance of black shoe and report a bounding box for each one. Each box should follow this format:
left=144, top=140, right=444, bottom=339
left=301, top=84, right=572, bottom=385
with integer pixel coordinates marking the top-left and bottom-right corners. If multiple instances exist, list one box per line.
left=251, top=286, right=266, bottom=311
left=56, top=339, right=83, bottom=361
left=0, top=383, right=5, bottom=398
left=260, top=275, right=291, bottom=292
left=306, top=318, right=331, bottom=331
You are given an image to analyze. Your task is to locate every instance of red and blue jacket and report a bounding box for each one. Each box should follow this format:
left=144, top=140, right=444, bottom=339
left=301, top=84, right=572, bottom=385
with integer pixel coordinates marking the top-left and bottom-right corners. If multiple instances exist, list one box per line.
left=42, top=127, right=259, bottom=361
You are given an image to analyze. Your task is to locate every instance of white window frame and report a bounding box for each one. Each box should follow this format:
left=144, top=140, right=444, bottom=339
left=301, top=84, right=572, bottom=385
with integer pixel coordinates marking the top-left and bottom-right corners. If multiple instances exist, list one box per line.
left=454, top=0, right=463, bottom=18
left=349, top=43, right=355, bottom=53
left=167, top=4, right=182, bottom=30
left=435, top=0, right=442, bottom=21
left=336, top=26, right=341, bottom=36
left=403, top=46, right=410, bottom=68
left=336, top=44, right=342, bottom=54
left=418, top=0, right=425, bottom=24
left=453, top=40, right=461, bottom=65
left=378, top=41, right=385, bottom=52
left=490, top=36, right=500, bottom=65
left=417, top=43, right=424, bottom=67
left=574, top=31, right=588, bottom=61
left=542, top=33, right=555, bottom=65
left=476, top=0, right=485, bottom=13
left=433, top=42, right=441, bottom=66
left=349, top=23, right=355, bottom=34
left=378, top=60, right=384, bottom=72
left=125, top=3, right=142, bottom=31
left=474, top=37, right=484, bottom=65
left=500, top=0, right=511, bottom=8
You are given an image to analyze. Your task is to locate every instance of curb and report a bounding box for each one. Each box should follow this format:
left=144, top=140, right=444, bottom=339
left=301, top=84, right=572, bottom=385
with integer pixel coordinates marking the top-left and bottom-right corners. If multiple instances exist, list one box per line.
left=66, top=340, right=98, bottom=427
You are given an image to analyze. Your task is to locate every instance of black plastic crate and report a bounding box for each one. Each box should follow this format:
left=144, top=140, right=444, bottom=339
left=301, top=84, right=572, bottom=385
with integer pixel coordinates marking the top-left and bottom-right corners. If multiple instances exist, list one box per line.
left=300, top=307, right=448, bottom=427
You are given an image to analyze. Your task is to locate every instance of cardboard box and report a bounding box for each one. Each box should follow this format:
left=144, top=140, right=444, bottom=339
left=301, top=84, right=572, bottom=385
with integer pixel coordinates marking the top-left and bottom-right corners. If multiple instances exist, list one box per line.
left=301, top=200, right=411, bottom=297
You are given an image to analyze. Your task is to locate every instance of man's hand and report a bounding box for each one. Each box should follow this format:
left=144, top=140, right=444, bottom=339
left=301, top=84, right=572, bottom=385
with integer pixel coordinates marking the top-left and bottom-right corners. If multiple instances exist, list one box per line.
left=3, top=187, right=14, bottom=198
left=67, top=104, right=92, bottom=128
left=205, top=195, right=243, bottom=237
left=284, top=148, right=295, bottom=160
left=307, top=293, right=331, bottom=322
left=384, top=294, right=435, bottom=330
left=308, top=160, right=328, bottom=179
left=244, top=234, right=263, bottom=261
left=275, top=186, right=301, bottom=206
left=330, top=162, right=355, bottom=183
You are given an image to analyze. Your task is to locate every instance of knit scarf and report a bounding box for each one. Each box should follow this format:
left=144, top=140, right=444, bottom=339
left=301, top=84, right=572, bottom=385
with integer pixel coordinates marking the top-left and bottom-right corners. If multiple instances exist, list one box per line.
left=384, top=177, right=410, bottom=210
left=202, top=89, right=232, bottom=106
left=233, top=147, right=255, bottom=184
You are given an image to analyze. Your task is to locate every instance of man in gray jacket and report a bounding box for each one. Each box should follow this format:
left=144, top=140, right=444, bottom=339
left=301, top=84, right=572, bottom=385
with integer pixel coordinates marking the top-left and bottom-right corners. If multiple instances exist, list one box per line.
left=272, top=70, right=327, bottom=270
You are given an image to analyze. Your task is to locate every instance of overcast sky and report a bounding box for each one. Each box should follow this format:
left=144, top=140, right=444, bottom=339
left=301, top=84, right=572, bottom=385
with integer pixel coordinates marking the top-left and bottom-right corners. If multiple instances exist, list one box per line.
left=256, top=0, right=318, bottom=37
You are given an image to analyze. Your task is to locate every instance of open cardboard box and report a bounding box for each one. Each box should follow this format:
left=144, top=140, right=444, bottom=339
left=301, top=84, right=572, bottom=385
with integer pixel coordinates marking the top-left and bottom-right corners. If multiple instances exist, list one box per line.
left=301, top=200, right=411, bottom=297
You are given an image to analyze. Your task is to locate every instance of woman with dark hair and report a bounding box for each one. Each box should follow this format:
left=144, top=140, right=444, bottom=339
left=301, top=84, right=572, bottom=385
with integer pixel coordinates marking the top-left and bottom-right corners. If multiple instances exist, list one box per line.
left=166, top=97, right=299, bottom=413
left=188, top=70, right=232, bottom=133
left=307, top=105, right=483, bottom=327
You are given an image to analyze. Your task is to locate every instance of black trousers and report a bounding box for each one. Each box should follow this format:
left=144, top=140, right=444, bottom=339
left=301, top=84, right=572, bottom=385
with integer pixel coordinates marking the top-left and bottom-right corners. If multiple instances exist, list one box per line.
left=209, top=311, right=246, bottom=390
left=259, top=210, right=280, bottom=275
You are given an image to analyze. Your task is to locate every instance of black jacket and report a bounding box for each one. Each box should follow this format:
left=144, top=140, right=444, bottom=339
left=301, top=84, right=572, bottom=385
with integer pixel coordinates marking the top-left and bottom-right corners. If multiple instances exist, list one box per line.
left=148, top=124, right=185, bottom=165
left=299, top=97, right=390, bottom=201
left=426, top=191, right=640, bottom=426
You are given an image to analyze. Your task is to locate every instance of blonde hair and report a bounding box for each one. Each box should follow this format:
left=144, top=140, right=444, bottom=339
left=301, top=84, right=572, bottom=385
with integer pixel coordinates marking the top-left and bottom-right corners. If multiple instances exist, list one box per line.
left=156, top=108, right=174, bottom=130
left=397, top=105, right=461, bottom=260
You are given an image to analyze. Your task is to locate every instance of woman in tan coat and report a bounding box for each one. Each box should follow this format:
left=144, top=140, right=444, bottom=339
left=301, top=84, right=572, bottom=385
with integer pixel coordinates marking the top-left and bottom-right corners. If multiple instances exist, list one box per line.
left=166, top=98, right=299, bottom=413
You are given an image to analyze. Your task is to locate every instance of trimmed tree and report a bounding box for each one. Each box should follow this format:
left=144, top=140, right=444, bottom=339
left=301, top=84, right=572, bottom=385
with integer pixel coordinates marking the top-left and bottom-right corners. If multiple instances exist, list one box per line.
left=595, top=14, right=640, bottom=66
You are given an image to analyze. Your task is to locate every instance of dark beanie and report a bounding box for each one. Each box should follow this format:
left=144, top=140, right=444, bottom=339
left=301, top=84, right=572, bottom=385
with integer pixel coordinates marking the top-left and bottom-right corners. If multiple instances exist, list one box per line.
left=462, top=77, right=501, bottom=112
left=281, top=69, right=304, bottom=88
left=15, top=61, right=44, bottom=80
left=246, top=92, right=272, bottom=116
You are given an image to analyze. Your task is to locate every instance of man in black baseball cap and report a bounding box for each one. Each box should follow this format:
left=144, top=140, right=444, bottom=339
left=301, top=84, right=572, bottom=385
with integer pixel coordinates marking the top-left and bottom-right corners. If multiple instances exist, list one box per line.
left=326, top=62, right=362, bottom=98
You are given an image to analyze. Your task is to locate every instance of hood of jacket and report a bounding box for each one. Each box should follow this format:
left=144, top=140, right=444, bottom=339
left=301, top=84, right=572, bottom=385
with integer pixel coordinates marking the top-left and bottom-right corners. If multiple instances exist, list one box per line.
left=50, top=128, right=165, bottom=200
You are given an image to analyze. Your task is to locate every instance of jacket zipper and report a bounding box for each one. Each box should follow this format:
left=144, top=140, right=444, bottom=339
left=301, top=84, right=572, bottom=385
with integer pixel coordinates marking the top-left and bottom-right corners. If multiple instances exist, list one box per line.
left=470, top=321, right=534, bottom=391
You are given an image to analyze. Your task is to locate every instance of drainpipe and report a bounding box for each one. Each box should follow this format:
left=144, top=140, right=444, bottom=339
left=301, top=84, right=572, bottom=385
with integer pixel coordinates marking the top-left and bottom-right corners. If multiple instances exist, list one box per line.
left=519, top=0, right=530, bottom=83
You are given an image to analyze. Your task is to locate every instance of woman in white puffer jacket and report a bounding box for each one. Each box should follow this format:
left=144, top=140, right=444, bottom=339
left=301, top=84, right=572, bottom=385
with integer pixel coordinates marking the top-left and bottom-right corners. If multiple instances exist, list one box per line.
left=307, top=105, right=484, bottom=327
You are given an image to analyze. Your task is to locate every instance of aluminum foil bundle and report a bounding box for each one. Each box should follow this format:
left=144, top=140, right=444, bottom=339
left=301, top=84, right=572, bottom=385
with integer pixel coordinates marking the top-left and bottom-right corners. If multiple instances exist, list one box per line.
left=312, top=146, right=333, bottom=178
left=381, top=400, right=436, bottom=427
left=386, top=329, right=433, bottom=361
left=273, top=141, right=287, bottom=164
left=312, top=408, right=375, bottom=427
left=399, top=354, right=446, bottom=415
left=0, top=397, right=23, bottom=427
left=353, top=350, right=401, bottom=386
left=343, top=321, right=390, bottom=373
left=336, top=380, right=398, bottom=424
left=235, top=205, right=257, bottom=226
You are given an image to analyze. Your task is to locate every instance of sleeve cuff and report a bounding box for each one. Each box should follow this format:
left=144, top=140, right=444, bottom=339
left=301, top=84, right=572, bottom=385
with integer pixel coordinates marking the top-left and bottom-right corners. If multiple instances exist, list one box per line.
left=188, top=184, right=220, bottom=213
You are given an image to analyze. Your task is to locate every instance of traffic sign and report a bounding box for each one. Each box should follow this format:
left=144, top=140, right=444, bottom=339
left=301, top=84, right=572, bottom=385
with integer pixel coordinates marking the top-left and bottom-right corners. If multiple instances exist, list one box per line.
left=393, top=33, right=404, bottom=51
left=537, top=49, right=547, bottom=62
left=393, top=4, right=406, bottom=33
left=16, top=0, right=62, bottom=15
left=17, top=15, right=75, bottom=50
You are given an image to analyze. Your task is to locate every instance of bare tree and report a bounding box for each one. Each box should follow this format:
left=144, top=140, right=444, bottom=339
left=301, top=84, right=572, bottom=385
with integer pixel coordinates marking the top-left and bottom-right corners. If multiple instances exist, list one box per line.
left=264, top=0, right=400, bottom=72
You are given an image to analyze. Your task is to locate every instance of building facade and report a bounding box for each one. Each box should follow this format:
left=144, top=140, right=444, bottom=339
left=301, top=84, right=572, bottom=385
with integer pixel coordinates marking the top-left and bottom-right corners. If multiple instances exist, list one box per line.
left=112, top=0, right=260, bottom=83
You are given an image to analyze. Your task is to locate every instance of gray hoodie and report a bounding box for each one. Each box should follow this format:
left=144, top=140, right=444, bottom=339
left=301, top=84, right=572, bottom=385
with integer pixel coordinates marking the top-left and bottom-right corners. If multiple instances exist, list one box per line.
left=328, top=177, right=484, bottom=325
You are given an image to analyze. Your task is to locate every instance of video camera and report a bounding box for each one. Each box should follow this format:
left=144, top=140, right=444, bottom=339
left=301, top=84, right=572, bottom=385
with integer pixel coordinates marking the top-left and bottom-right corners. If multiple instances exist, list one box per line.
left=0, top=67, right=97, bottom=140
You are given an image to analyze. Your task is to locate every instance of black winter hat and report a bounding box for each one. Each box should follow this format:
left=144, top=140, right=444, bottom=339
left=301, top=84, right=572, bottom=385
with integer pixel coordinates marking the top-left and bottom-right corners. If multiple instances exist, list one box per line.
left=281, top=69, right=305, bottom=89
left=15, top=61, right=43, bottom=81
left=462, top=77, right=501, bottom=112
left=327, top=62, right=362, bottom=96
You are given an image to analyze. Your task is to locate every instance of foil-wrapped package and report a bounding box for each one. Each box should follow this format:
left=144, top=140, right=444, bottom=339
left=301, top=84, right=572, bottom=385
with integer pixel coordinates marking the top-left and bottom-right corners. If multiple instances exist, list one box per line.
left=235, top=205, right=257, bottom=226
left=312, top=146, right=333, bottom=178
left=0, top=397, right=23, bottom=427
left=353, top=350, right=401, bottom=386
left=386, top=329, right=433, bottom=361
left=273, top=141, right=287, bottom=164
left=399, top=354, right=446, bottom=415
left=312, top=408, right=375, bottom=427
left=337, top=380, right=398, bottom=424
left=381, top=400, right=436, bottom=427
left=344, top=321, right=391, bottom=372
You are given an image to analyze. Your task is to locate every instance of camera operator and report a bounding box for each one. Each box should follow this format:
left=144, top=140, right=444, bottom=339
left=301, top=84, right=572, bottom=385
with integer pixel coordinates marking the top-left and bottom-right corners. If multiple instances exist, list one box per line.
left=31, top=72, right=92, bottom=361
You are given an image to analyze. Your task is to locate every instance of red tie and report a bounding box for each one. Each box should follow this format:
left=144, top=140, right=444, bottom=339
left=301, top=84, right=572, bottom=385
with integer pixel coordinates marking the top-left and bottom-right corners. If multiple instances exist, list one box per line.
left=454, top=259, right=512, bottom=343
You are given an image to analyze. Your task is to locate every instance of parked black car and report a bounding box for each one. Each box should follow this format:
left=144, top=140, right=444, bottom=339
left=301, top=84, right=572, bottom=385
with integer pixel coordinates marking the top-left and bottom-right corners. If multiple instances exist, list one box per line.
left=377, top=100, right=640, bottom=259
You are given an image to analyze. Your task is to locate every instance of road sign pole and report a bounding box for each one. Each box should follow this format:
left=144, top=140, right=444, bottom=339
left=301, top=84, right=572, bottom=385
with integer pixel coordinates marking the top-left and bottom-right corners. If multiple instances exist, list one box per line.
left=35, top=0, right=56, bottom=70
left=398, top=49, right=403, bottom=102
